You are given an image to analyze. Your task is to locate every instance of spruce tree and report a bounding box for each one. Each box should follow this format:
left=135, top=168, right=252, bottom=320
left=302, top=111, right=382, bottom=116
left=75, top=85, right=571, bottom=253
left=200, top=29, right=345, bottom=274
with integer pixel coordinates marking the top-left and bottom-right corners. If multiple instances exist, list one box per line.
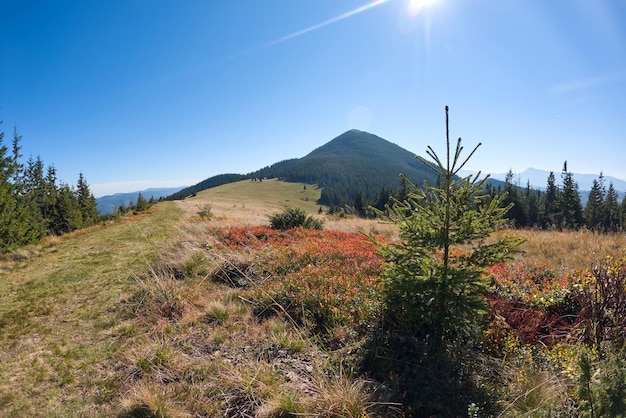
left=379, top=107, right=524, bottom=350
left=584, top=173, right=605, bottom=231
left=0, top=125, right=45, bottom=251
left=135, top=193, right=150, bottom=212
left=369, top=107, right=524, bottom=415
left=604, top=182, right=620, bottom=232
left=11, top=127, right=24, bottom=187
left=55, top=183, right=83, bottom=233
left=503, top=170, right=527, bottom=227
left=559, top=161, right=584, bottom=229
left=621, top=196, right=626, bottom=230
left=43, top=165, right=60, bottom=234
left=76, top=173, right=99, bottom=226
left=542, top=171, right=560, bottom=229
left=525, top=180, right=541, bottom=227
left=0, top=125, right=19, bottom=251
left=353, top=191, right=365, bottom=217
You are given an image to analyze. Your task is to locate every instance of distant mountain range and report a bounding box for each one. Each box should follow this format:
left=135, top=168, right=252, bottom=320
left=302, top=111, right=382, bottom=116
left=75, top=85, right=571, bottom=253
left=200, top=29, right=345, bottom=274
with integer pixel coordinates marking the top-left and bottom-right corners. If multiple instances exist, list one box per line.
left=96, top=187, right=185, bottom=215
left=168, top=129, right=507, bottom=206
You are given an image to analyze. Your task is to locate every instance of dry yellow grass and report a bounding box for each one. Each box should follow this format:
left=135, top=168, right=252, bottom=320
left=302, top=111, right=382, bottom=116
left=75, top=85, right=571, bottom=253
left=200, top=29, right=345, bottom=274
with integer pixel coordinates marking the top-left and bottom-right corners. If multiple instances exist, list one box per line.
left=176, top=178, right=324, bottom=226
left=490, top=228, right=626, bottom=269
left=176, top=178, right=400, bottom=239
left=3, top=177, right=626, bottom=416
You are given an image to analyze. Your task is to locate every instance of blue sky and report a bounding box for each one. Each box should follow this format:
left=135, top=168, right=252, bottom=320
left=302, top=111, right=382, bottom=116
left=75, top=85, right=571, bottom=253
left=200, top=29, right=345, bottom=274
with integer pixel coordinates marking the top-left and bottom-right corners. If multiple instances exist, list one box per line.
left=1, top=0, right=625, bottom=196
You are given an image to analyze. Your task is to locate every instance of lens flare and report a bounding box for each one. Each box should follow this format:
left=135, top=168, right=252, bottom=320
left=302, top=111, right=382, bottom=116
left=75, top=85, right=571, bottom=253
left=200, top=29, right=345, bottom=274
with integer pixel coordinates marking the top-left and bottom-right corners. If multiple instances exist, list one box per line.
left=266, top=0, right=392, bottom=47
left=407, top=0, right=439, bottom=18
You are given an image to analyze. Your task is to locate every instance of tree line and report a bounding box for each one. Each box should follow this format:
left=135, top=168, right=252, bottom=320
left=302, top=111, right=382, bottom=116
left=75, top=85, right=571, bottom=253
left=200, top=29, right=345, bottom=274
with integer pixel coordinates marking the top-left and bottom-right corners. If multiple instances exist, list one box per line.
left=493, top=162, right=626, bottom=231
left=0, top=125, right=155, bottom=253
left=0, top=125, right=101, bottom=252
left=348, top=161, right=626, bottom=233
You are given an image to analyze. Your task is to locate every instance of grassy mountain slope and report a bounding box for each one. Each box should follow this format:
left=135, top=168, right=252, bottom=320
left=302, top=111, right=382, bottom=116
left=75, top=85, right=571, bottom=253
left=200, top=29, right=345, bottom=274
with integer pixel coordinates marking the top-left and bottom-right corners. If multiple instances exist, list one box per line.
left=179, top=178, right=325, bottom=226
left=0, top=181, right=329, bottom=416
left=167, top=173, right=250, bottom=200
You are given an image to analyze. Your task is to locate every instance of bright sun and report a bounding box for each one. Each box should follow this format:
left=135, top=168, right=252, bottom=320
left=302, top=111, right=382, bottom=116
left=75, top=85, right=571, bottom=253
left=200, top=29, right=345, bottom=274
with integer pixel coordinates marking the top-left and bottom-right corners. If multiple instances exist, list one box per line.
left=407, top=0, right=439, bottom=18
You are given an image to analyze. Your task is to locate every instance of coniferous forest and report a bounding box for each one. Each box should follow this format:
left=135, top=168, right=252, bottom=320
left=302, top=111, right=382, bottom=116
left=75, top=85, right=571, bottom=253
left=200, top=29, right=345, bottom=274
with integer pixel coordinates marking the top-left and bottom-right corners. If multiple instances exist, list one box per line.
left=485, top=164, right=626, bottom=232
left=338, top=161, right=626, bottom=234
left=0, top=125, right=104, bottom=252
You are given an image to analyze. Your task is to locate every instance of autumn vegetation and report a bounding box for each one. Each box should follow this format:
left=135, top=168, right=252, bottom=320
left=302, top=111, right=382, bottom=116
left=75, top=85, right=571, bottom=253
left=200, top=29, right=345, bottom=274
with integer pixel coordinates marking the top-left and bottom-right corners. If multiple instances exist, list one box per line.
left=3, top=113, right=626, bottom=416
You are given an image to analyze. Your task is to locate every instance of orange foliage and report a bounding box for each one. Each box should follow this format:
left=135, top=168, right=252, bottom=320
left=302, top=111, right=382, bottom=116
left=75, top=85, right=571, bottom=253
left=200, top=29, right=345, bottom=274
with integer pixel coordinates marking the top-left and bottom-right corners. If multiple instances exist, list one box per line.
left=213, top=226, right=387, bottom=335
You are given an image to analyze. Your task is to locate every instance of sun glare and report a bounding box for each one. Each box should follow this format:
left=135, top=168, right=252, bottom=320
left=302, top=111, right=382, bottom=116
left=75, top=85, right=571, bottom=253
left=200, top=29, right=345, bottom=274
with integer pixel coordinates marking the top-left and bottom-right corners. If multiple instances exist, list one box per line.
left=407, top=0, right=439, bottom=18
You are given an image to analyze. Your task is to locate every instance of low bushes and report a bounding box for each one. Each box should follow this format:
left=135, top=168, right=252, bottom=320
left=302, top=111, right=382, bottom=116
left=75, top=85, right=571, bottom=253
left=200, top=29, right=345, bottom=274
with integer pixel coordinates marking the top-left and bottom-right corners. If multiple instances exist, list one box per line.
left=268, top=207, right=323, bottom=230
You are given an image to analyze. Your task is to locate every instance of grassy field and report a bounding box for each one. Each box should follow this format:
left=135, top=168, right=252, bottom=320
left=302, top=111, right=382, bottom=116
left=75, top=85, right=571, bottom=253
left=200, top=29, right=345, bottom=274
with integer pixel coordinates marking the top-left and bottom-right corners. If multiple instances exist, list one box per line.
left=176, top=179, right=324, bottom=225
left=0, top=202, right=182, bottom=416
left=177, top=179, right=400, bottom=238
left=2, top=178, right=626, bottom=416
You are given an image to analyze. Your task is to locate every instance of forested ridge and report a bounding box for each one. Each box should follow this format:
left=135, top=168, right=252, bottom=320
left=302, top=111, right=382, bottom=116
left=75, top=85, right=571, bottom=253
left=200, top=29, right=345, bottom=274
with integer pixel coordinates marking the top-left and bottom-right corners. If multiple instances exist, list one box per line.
left=167, top=173, right=250, bottom=200
left=251, top=129, right=442, bottom=206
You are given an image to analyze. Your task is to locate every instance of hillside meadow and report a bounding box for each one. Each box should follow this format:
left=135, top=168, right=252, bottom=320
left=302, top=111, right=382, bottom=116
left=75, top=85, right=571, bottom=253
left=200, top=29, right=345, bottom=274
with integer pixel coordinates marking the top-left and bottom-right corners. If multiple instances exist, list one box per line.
left=1, top=179, right=626, bottom=416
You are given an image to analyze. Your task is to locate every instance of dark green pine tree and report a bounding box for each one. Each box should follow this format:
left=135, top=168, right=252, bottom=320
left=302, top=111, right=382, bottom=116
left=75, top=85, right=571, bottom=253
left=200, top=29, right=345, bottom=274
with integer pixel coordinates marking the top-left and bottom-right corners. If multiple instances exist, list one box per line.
left=604, top=182, right=620, bottom=232
left=43, top=165, right=60, bottom=234
left=76, top=173, right=99, bottom=226
left=55, top=183, right=84, bottom=233
left=0, top=126, right=46, bottom=252
left=372, top=187, right=391, bottom=211
left=353, top=191, right=365, bottom=217
left=559, top=161, right=583, bottom=229
left=135, top=192, right=150, bottom=212
left=525, top=181, right=541, bottom=227
left=370, top=107, right=524, bottom=415
left=502, top=170, right=528, bottom=227
left=542, top=171, right=560, bottom=229
left=11, top=127, right=25, bottom=186
left=620, top=195, right=626, bottom=231
left=13, top=131, right=46, bottom=242
left=0, top=125, right=20, bottom=251
left=22, top=157, right=49, bottom=237
left=584, top=173, right=605, bottom=232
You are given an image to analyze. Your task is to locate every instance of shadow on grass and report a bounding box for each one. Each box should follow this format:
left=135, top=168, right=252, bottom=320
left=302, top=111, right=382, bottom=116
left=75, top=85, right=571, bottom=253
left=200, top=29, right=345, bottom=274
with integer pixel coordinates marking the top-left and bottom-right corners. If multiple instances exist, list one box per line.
left=361, top=316, right=493, bottom=417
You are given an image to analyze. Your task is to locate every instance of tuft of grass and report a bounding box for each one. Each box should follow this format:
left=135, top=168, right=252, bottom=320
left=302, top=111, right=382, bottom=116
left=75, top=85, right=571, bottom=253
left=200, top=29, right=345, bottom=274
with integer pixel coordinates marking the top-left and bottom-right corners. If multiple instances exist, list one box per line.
left=498, top=358, right=571, bottom=416
left=196, top=202, right=213, bottom=220
left=119, top=384, right=193, bottom=418
left=203, top=301, right=230, bottom=324
left=269, top=321, right=306, bottom=353
left=306, top=372, right=394, bottom=417
left=257, top=391, right=305, bottom=418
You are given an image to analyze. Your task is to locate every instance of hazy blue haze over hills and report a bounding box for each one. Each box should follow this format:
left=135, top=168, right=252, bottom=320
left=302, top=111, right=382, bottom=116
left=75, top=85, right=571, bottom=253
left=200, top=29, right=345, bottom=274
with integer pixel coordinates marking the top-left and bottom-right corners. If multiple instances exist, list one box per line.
left=96, top=187, right=185, bottom=215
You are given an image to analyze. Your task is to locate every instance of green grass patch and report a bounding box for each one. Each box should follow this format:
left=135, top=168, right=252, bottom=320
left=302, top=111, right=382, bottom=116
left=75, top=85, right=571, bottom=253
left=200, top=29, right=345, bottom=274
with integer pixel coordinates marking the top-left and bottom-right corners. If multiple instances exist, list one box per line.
left=197, top=178, right=323, bottom=213
left=0, top=202, right=182, bottom=416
